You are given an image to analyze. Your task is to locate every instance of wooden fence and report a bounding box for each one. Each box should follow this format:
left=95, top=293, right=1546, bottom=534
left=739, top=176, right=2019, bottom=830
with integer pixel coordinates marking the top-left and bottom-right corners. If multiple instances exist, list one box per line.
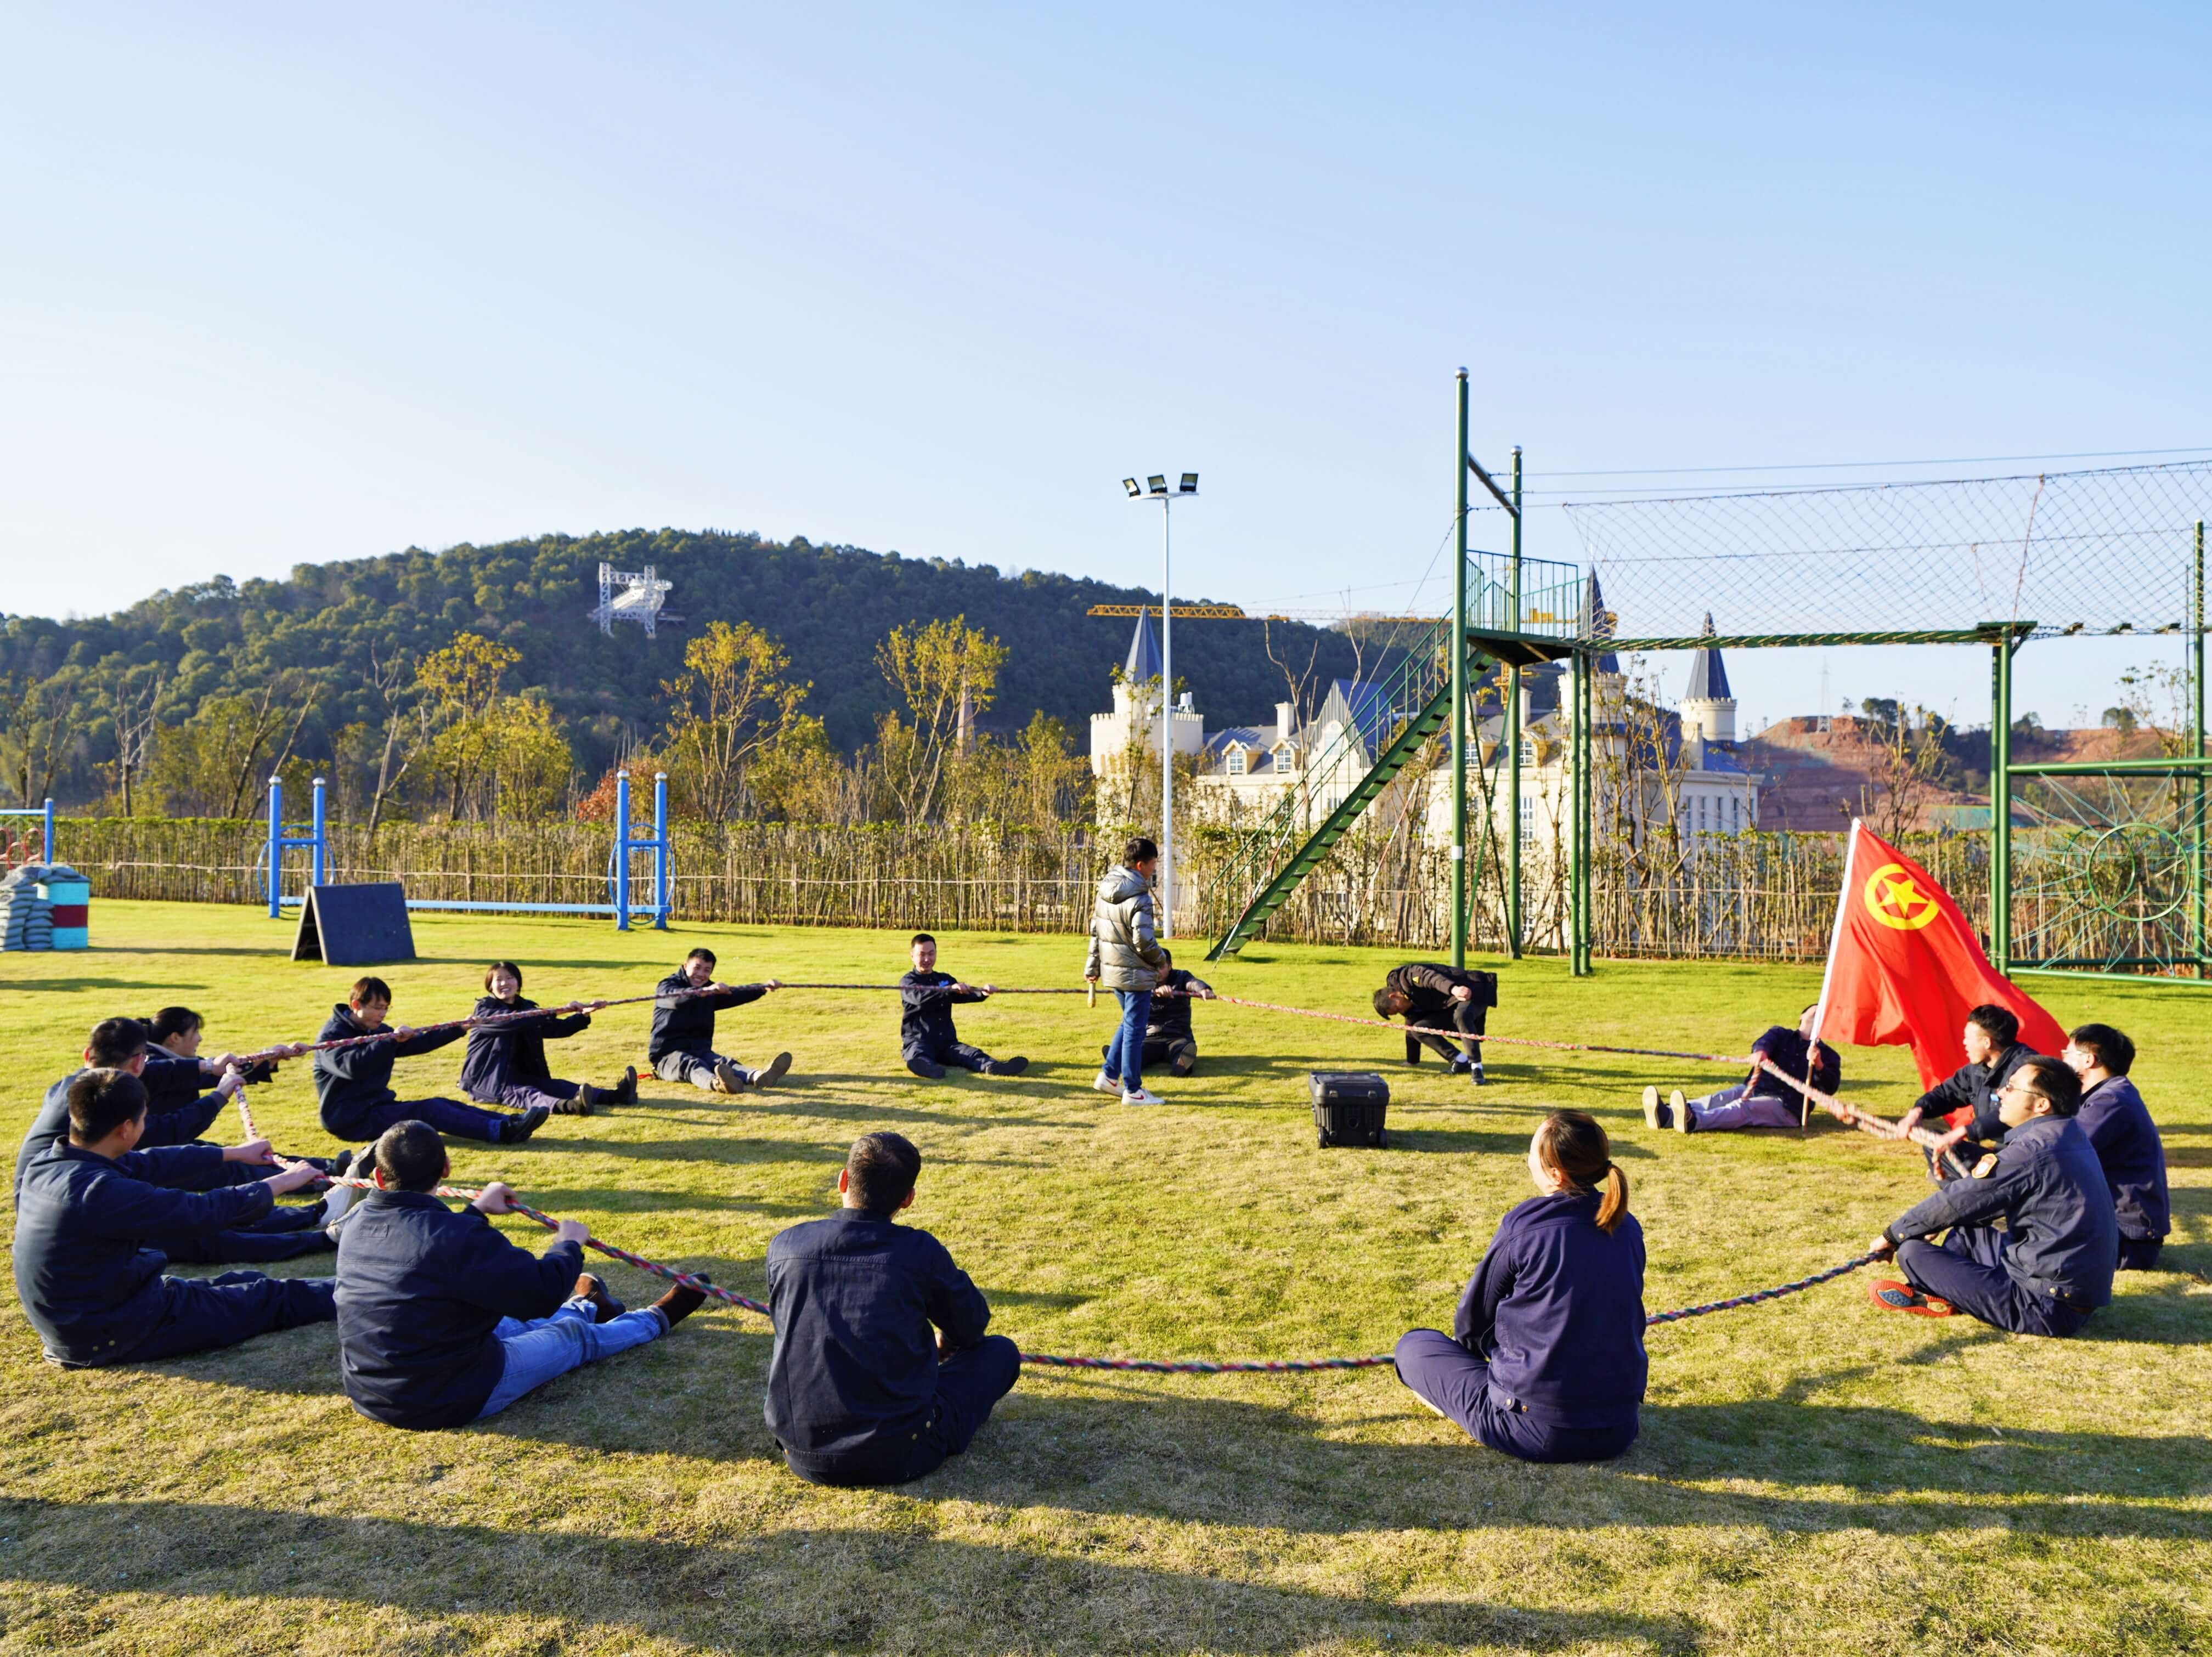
left=56, top=815, right=2004, bottom=958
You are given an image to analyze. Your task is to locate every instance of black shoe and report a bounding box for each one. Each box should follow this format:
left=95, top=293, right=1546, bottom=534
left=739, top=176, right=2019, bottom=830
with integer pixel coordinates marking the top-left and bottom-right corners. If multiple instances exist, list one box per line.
left=1469, top=1062, right=1486, bottom=1087
left=907, top=1056, right=947, bottom=1080
left=554, top=1083, right=596, bottom=1116
left=985, top=1056, right=1029, bottom=1077
left=613, top=1065, right=638, bottom=1105
left=573, top=1273, right=626, bottom=1324
left=504, top=1105, right=552, bottom=1144
left=651, top=1273, right=711, bottom=1328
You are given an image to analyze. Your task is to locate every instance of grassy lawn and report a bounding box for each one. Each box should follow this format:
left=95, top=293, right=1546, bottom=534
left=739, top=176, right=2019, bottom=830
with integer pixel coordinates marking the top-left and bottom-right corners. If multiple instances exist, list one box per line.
left=0, top=900, right=2206, bottom=1656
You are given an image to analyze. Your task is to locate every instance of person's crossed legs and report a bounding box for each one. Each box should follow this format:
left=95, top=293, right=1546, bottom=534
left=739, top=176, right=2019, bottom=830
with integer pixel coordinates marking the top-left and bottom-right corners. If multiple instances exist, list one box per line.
left=1895, top=1226, right=2089, bottom=1337
left=1393, top=1328, right=1636, bottom=1463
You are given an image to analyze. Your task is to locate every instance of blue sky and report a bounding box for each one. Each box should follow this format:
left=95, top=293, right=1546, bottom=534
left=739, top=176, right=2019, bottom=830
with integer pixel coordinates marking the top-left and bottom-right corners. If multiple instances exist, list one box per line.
left=4, top=3, right=2208, bottom=730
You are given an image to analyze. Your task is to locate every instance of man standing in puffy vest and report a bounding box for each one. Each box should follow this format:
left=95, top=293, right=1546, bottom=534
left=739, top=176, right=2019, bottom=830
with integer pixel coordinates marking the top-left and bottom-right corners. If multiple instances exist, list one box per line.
left=1084, top=835, right=1170, bottom=1105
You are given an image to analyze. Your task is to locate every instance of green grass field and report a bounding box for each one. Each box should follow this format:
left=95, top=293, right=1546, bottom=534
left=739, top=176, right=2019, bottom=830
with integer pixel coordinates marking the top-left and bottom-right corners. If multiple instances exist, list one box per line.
left=0, top=901, right=2205, bottom=1656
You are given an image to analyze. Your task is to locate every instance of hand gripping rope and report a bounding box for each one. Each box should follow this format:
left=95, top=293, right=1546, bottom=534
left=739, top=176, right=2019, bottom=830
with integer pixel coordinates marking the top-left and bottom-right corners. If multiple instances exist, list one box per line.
left=329, top=1178, right=1880, bottom=1373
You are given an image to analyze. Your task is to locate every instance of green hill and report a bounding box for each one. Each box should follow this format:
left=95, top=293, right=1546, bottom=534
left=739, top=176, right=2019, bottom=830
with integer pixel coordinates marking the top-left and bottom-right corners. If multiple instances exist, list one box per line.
left=0, top=528, right=1376, bottom=807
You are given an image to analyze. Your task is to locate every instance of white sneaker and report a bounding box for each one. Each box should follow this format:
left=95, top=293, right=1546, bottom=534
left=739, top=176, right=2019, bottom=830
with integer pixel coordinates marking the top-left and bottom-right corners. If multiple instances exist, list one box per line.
left=1121, top=1088, right=1164, bottom=1105
left=320, top=1180, right=357, bottom=1240
left=1092, top=1071, right=1121, bottom=1094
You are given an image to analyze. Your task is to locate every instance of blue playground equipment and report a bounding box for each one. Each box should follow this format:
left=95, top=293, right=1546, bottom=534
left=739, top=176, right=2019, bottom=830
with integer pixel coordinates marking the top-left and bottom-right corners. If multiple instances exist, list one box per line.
left=264, top=772, right=672, bottom=929
left=0, top=799, right=57, bottom=863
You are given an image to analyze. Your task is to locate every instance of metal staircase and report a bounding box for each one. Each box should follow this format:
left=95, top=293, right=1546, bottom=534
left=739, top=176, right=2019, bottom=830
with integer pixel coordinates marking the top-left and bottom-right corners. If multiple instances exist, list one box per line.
left=1206, top=621, right=1496, bottom=959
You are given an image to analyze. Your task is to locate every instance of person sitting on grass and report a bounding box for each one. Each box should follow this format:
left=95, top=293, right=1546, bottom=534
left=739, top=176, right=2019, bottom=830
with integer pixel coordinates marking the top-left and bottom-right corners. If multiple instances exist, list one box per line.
left=459, top=961, right=637, bottom=1118
left=1394, top=1109, right=1645, bottom=1463
left=333, top=1120, right=707, bottom=1429
left=1099, top=947, right=1215, bottom=1080
left=13, top=1069, right=336, bottom=1368
left=1085, top=834, right=1170, bottom=1105
left=1904, top=1002, right=2042, bottom=1175
left=1373, top=961, right=1497, bottom=1085
left=1641, top=1002, right=1839, bottom=1133
left=1868, top=1054, right=2117, bottom=1335
left=139, top=1005, right=279, bottom=1105
left=19, top=1018, right=351, bottom=1263
left=764, top=1132, right=1020, bottom=1486
left=899, top=933, right=1028, bottom=1081
left=650, top=948, right=791, bottom=1094
left=2061, top=1022, right=2170, bottom=1273
left=315, top=977, right=546, bottom=1146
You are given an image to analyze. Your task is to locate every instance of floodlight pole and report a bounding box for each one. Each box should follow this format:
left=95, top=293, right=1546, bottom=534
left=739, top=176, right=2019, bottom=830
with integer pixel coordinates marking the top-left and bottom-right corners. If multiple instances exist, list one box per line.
left=1452, top=371, right=1470, bottom=968
left=1130, top=480, right=1194, bottom=937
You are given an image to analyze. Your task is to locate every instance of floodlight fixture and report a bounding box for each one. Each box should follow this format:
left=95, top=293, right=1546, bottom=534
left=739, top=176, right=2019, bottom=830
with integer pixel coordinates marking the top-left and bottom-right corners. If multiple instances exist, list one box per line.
left=1147, top=475, right=1168, bottom=495
left=1122, top=477, right=1141, bottom=497
left=1179, top=473, right=1198, bottom=494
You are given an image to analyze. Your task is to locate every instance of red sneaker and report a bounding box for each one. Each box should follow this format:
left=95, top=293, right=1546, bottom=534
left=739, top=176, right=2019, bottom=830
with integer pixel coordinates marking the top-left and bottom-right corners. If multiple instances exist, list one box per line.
left=1870, top=1280, right=1953, bottom=1316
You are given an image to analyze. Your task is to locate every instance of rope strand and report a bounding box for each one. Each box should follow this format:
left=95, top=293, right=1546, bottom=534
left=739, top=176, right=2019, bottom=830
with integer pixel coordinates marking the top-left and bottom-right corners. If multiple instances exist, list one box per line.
left=329, top=1179, right=1878, bottom=1373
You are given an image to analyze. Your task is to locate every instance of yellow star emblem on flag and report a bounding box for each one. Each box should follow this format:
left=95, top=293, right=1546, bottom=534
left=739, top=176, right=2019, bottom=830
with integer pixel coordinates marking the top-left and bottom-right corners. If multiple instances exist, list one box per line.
left=1863, top=862, right=1942, bottom=930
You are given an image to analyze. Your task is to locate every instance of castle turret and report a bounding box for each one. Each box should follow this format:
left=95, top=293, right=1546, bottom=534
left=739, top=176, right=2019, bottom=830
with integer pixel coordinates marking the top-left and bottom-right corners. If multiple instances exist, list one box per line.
left=1681, top=612, right=1737, bottom=744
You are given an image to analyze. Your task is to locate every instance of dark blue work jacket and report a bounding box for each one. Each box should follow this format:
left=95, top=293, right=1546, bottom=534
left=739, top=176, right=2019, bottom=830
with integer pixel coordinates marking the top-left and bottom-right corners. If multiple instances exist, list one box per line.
left=13, top=1140, right=272, bottom=1365
left=1912, top=1042, right=2039, bottom=1140
left=1454, top=1190, right=1647, bottom=1430
left=15, top=1069, right=227, bottom=1206
left=2076, top=1076, right=2170, bottom=1243
left=1746, top=1026, right=1840, bottom=1101
left=898, top=970, right=985, bottom=1053
left=1886, top=1112, right=2118, bottom=1307
left=457, top=996, right=589, bottom=1100
left=648, top=971, right=763, bottom=1061
left=1147, top=968, right=1211, bottom=1042
left=764, top=1209, right=992, bottom=1464
left=334, top=1188, right=585, bottom=1429
left=311, top=1005, right=464, bottom=1137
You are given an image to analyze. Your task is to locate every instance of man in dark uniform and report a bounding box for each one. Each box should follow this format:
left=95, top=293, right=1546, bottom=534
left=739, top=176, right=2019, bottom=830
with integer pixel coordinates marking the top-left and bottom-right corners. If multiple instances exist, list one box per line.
left=1374, top=962, right=1498, bottom=1084
left=13, top=1070, right=336, bottom=1367
left=899, top=934, right=1027, bottom=1080
left=1868, top=1055, right=2117, bottom=1336
left=314, top=977, right=537, bottom=1146
left=1098, top=947, right=1215, bottom=1079
left=1906, top=1003, right=2043, bottom=1177
left=764, top=1132, right=1019, bottom=1486
left=334, top=1121, right=707, bottom=1429
left=20, top=1019, right=349, bottom=1263
left=650, top=948, right=791, bottom=1094
left=2062, top=1023, right=2170, bottom=1271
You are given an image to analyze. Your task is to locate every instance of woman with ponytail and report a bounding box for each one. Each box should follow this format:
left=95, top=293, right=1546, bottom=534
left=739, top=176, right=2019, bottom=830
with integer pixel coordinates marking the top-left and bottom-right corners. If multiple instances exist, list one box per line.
left=1393, top=1109, right=1647, bottom=1462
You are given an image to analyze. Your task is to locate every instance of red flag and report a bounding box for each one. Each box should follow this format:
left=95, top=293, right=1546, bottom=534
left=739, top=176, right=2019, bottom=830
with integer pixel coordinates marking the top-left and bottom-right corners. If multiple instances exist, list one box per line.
left=1813, top=821, right=2068, bottom=1089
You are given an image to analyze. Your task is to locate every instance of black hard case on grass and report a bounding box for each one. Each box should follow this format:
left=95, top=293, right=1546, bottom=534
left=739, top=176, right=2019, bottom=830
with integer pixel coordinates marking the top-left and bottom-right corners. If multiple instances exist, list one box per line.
left=1310, top=1071, right=1390, bottom=1149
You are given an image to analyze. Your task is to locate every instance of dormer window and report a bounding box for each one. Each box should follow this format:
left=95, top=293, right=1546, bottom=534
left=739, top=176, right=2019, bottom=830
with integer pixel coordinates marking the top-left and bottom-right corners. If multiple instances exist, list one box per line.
left=1224, top=745, right=1248, bottom=776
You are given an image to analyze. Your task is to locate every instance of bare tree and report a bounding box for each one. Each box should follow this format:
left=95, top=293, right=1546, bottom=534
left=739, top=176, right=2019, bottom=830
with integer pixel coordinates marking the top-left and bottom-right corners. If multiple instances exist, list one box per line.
left=364, top=643, right=425, bottom=836
left=97, top=660, right=167, bottom=817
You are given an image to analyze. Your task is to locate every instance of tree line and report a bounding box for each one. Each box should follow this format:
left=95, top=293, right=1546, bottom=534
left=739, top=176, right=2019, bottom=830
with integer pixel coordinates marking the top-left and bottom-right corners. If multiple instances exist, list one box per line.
left=0, top=528, right=1367, bottom=824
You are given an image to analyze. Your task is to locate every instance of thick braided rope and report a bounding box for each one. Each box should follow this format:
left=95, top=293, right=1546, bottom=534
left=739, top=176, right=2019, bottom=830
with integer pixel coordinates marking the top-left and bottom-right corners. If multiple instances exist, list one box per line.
left=238, top=981, right=1096, bottom=1067
left=332, top=1179, right=1877, bottom=1373
left=1752, top=1057, right=1977, bottom=1179
left=1173, top=989, right=1751, bottom=1066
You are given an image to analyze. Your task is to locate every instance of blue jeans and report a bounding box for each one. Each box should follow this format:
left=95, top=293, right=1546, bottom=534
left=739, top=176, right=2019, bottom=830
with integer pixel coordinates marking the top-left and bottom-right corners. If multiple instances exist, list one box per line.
left=1102, top=990, right=1153, bottom=1091
left=473, top=1299, right=668, bottom=1417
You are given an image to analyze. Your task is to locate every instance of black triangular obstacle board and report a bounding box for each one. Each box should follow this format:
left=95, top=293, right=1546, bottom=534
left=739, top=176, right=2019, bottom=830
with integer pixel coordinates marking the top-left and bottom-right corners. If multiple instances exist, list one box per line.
left=292, top=883, right=417, bottom=966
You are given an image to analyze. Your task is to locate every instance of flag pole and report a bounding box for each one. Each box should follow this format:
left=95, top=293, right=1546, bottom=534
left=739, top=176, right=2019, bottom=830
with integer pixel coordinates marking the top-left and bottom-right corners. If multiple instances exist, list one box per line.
left=1809, top=818, right=1861, bottom=1050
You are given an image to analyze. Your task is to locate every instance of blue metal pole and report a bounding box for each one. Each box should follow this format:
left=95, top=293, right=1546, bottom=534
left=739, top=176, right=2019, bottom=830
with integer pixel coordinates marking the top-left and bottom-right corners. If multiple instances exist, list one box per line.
left=266, top=776, right=283, bottom=919
left=311, top=777, right=328, bottom=890
left=41, top=798, right=54, bottom=866
left=652, top=771, right=670, bottom=928
left=614, top=771, right=632, bottom=931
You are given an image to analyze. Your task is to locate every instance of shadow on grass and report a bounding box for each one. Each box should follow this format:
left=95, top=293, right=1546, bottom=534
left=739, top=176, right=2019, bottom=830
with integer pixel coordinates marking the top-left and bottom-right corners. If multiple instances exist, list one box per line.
left=0, top=1494, right=1708, bottom=1655
left=0, top=977, right=198, bottom=992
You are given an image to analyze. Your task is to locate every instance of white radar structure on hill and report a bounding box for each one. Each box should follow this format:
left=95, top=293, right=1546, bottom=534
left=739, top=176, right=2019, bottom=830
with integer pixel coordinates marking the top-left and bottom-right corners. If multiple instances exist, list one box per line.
left=592, top=562, right=675, bottom=637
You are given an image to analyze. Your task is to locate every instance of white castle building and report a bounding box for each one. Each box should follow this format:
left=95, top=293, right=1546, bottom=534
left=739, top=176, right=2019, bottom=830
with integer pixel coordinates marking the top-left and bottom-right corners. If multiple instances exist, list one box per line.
left=1086, top=585, right=1760, bottom=852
